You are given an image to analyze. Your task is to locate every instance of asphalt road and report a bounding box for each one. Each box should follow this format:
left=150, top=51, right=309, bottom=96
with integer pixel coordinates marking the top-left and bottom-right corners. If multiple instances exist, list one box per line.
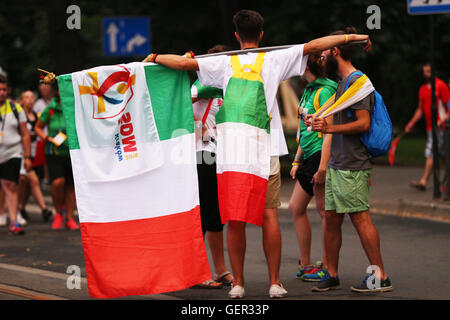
left=0, top=205, right=449, bottom=300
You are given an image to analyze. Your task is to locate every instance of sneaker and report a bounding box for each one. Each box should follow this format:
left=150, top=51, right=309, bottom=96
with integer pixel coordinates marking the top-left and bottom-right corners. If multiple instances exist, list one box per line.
left=312, top=273, right=340, bottom=292
left=20, top=209, right=30, bottom=221
left=269, top=284, right=288, bottom=299
left=42, top=208, right=52, bottom=223
left=52, top=213, right=64, bottom=230
left=0, top=214, right=7, bottom=227
left=302, top=268, right=329, bottom=282
left=8, top=223, right=25, bottom=235
left=296, top=260, right=315, bottom=278
left=351, top=274, right=393, bottom=293
left=17, top=212, right=27, bottom=226
left=65, top=218, right=80, bottom=231
left=228, top=285, right=245, bottom=299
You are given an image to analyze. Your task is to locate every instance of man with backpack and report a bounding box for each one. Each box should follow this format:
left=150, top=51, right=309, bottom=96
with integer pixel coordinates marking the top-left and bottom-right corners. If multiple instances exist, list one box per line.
left=0, top=75, right=32, bottom=235
left=310, top=27, right=393, bottom=293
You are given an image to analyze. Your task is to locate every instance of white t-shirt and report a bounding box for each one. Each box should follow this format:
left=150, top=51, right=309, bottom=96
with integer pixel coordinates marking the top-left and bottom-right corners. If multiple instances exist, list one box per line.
left=197, top=44, right=308, bottom=156
left=191, top=85, right=222, bottom=153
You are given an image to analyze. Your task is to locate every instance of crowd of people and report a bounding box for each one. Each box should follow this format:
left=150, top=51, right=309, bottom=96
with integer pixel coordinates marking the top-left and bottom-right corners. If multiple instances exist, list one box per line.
left=3, top=7, right=448, bottom=300
left=0, top=75, right=79, bottom=235
left=144, top=9, right=399, bottom=298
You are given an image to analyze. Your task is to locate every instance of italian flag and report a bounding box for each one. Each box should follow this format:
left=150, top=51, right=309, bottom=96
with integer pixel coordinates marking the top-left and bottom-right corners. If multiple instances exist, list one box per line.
left=57, top=62, right=210, bottom=299
left=215, top=79, right=271, bottom=227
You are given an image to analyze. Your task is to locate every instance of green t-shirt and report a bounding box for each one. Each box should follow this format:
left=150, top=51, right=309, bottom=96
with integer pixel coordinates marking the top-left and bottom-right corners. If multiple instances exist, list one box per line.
left=298, top=77, right=337, bottom=159
left=39, top=98, right=70, bottom=157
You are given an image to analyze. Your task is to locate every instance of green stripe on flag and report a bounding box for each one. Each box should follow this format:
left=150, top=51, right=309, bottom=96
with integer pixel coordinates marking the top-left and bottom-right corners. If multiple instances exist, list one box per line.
left=216, top=78, right=270, bottom=133
left=58, top=74, right=80, bottom=150
left=145, top=65, right=194, bottom=141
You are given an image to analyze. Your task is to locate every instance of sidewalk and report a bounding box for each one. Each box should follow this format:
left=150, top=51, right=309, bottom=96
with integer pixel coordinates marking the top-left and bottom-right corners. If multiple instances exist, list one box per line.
left=280, top=165, right=450, bottom=223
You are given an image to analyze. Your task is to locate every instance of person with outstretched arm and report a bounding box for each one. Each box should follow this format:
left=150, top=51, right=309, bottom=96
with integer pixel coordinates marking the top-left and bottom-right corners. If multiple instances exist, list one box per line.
left=141, top=10, right=371, bottom=299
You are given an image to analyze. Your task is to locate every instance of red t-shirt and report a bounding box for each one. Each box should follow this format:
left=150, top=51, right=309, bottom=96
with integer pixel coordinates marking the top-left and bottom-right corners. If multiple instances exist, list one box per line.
left=419, top=78, right=450, bottom=131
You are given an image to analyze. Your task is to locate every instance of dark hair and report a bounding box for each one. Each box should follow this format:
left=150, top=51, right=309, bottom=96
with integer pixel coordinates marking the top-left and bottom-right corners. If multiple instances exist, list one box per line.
left=233, top=10, right=264, bottom=43
left=208, top=44, right=232, bottom=54
left=307, top=52, right=325, bottom=78
left=422, top=62, right=431, bottom=67
left=0, top=75, right=7, bottom=84
left=329, top=26, right=358, bottom=61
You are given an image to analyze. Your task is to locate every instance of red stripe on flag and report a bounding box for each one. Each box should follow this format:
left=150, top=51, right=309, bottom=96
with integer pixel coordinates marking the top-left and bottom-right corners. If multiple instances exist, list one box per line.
left=217, top=171, right=268, bottom=227
left=80, top=206, right=210, bottom=299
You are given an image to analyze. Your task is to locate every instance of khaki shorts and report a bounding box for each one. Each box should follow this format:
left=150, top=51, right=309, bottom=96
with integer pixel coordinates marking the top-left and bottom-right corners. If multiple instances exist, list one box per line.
left=265, top=157, right=281, bottom=209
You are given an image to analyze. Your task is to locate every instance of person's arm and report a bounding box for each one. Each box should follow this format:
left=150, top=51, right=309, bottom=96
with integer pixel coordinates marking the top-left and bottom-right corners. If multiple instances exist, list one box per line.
left=142, top=54, right=199, bottom=71
left=290, top=144, right=304, bottom=180
left=19, top=122, right=32, bottom=171
left=303, top=34, right=371, bottom=55
left=405, top=102, right=423, bottom=133
left=312, top=109, right=370, bottom=134
left=35, top=119, right=56, bottom=145
left=312, top=119, right=333, bottom=184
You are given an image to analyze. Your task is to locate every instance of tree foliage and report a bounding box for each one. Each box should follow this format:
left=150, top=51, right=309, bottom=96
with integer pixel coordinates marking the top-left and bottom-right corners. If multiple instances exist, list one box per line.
left=1, top=0, right=449, bottom=128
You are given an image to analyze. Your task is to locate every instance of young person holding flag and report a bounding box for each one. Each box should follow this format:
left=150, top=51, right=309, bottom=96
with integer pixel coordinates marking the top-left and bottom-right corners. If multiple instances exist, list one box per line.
left=143, top=11, right=371, bottom=299
left=310, top=27, right=393, bottom=293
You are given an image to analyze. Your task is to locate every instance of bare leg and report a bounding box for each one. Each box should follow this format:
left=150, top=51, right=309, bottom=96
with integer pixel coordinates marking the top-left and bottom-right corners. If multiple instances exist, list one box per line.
left=323, top=210, right=344, bottom=278
left=288, top=181, right=313, bottom=265
left=227, top=221, right=246, bottom=286
left=207, top=231, right=231, bottom=279
left=64, top=183, right=76, bottom=220
left=28, top=170, right=47, bottom=210
left=313, top=182, right=327, bottom=268
left=262, top=208, right=282, bottom=285
left=1, top=180, right=19, bottom=224
left=51, top=177, right=65, bottom=214
left=349, top=211, right=387, bottom=280
left=420, top=157, right=434, bottom=186
left=18, top=175, right=29, bottom=212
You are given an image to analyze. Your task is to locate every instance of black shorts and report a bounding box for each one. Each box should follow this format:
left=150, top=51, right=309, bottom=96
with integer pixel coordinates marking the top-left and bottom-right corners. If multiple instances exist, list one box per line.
left=296, top=151, right=321, bottom=197
left=45, top=155, right=74, bottom=185
left=0, top=158, right=22, bottom=183
left=196, top=151, right=223, bottom=234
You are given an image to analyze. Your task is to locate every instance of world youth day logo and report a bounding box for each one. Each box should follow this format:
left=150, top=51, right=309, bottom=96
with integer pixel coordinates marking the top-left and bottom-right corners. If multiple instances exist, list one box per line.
left=78, top=65, right=136, bottom=120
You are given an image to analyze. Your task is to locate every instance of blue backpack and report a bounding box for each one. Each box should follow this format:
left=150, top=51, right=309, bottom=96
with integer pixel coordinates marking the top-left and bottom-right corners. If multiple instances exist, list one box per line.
left=345, top=71, right=393, bottom=157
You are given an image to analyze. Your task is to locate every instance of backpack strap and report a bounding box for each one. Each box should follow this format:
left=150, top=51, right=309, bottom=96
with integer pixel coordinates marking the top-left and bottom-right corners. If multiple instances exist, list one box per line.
left=8, top=100, right=22, bottom=134
left=230, top=52, right=265, bottom=82
left=344, top=71, right=364, bottom=119
left=313, top=88, right=324, bottom=138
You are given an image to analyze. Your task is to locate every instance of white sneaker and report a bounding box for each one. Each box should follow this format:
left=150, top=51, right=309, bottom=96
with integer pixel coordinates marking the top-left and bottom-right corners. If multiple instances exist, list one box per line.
left=0, top=214, right=7, bottom=227
left=17, top=212, right=27, bottom=226
left=269, top=284, right=288, bottom=299
left=228, top=285, right=245, bottom=299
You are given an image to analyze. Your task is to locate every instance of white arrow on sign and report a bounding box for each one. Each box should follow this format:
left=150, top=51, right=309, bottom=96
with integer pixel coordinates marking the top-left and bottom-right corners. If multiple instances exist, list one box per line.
left=106, top=23, right=119, bottom=53
left=126, top=34, right=147, bottom=53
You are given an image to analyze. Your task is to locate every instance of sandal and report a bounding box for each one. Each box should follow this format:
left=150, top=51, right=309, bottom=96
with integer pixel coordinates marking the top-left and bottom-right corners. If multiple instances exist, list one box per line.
left=190, top=279, right=223, bottom=289
left=214, top=271, right=234, bottom=286
left=410, top=181, right=426, bottom=191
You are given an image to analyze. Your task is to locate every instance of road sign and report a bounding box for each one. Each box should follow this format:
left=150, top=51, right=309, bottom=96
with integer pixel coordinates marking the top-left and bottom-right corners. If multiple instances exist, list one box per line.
left=102, top=17, right=151, bottom=57
left=407, top=0, right=450, bottom=15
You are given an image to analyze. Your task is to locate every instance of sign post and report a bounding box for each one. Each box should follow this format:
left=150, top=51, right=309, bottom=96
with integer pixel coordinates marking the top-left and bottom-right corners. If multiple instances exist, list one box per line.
left=407, top=0, right=450, bottom=199
left=102, top=17, right=151, bottom=57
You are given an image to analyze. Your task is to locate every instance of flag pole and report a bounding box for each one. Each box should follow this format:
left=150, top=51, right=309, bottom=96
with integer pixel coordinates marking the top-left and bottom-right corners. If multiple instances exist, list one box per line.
left=195, top=40, right=368, bottom=58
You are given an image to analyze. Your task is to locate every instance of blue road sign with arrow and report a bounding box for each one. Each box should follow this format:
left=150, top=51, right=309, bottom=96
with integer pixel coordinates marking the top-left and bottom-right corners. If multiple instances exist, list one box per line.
left=407, top=0, right=450, bottom=15
left=103, top=17, right=151, bottom=57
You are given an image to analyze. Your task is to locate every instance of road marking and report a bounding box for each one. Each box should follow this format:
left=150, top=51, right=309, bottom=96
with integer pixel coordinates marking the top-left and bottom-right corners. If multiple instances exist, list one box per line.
left=0, top=283, right=68, bottom=300
left=0, top=263, right=182, bottom=300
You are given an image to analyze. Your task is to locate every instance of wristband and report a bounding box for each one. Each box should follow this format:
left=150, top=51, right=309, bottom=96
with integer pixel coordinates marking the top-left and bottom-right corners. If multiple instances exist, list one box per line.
left=151, top=54, right=158, bottom=63
left=344, top=35, right=349, bottom=44
left=292, top=162, right=300, bottom=166
left=185, top=51, right=195, bottom=59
